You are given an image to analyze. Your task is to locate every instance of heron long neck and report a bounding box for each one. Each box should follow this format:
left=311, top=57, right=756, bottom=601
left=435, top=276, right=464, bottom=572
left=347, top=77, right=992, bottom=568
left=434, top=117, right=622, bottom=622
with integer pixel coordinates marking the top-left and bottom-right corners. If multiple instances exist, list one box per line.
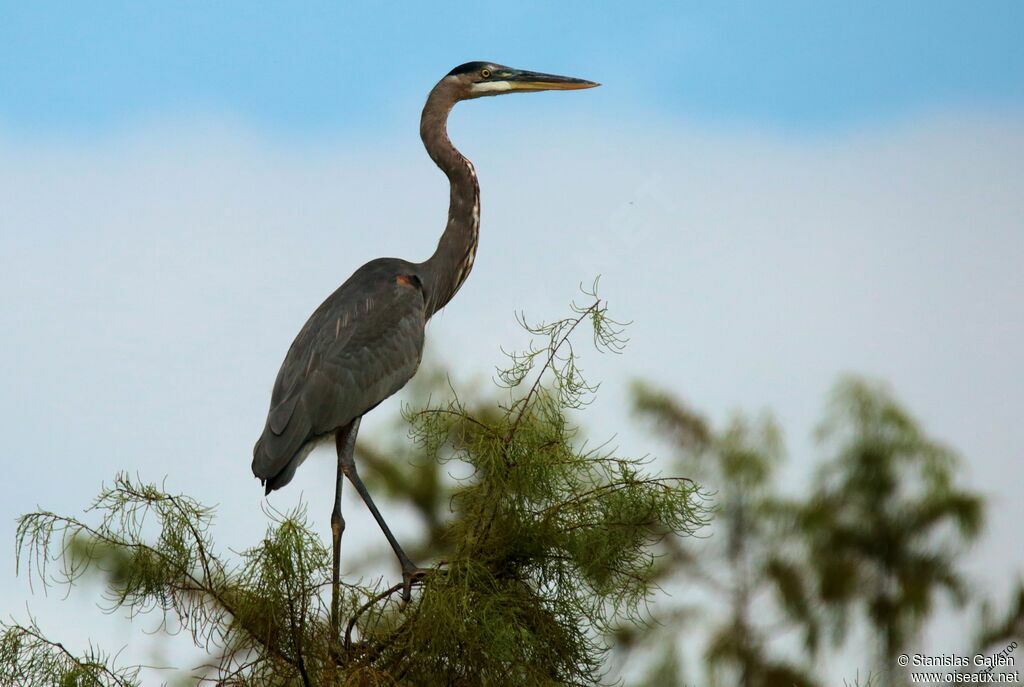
left=419, top=81, right=480, bottom=317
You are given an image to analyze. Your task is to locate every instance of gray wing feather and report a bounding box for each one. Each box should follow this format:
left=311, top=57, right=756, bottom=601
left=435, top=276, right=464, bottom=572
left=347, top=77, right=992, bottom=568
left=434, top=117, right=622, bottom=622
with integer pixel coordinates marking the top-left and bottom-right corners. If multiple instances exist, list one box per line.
left=253, top=266, right=426, bottom=490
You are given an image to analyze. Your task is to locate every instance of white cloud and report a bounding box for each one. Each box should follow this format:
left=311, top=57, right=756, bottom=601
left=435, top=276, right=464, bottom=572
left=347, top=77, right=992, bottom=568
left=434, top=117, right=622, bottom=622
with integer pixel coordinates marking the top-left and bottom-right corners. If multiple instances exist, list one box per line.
left=1, top=111, right=1021, bottom=682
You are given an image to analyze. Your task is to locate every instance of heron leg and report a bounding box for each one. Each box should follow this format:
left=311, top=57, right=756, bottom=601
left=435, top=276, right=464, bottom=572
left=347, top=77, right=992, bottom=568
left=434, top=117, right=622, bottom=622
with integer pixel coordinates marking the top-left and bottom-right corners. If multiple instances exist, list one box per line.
left=330, top=421, right=358, bottom=638
left=338, top=418, right=426, bottom=602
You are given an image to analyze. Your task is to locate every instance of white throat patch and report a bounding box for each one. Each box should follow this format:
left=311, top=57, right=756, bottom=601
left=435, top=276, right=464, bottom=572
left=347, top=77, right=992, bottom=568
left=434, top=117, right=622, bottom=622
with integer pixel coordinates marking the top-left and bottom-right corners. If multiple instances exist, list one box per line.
left=470, top=81, right=513, bottom=94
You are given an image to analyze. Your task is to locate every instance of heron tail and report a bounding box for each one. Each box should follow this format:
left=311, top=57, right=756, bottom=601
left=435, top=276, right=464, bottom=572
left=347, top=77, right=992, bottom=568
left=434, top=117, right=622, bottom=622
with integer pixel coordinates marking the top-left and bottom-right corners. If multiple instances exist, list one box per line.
left=252, top=405, right=314, bottom=493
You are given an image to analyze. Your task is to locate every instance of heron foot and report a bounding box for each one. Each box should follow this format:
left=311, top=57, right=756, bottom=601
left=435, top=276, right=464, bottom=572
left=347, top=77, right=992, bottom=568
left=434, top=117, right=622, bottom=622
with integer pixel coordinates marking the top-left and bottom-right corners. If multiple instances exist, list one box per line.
left=399, top=564, right=430, bottom=605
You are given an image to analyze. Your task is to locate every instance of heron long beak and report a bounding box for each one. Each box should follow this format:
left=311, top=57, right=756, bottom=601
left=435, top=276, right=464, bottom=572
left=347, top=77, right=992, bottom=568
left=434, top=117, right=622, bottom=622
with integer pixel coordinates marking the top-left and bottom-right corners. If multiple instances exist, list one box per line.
left=500, top=68, right=600, bottom=92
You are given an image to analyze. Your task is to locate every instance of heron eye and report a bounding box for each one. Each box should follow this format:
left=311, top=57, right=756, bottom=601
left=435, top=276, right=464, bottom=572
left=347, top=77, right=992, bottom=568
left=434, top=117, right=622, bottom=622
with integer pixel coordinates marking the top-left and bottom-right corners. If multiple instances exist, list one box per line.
left=481, top=68, right=491, bottom=78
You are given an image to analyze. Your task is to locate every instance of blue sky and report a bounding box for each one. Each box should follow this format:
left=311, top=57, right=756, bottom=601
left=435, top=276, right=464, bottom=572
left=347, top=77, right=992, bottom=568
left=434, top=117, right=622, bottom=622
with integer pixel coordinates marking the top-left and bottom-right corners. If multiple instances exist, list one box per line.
left=2, top=1, right=1022, bottom=136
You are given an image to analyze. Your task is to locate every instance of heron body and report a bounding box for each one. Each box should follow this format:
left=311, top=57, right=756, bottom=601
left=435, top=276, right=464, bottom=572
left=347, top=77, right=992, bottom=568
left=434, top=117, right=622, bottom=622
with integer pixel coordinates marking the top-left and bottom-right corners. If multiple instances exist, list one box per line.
left=251, top=62, right=597, bottom=609
left=253, top=258, right=428, bottom=491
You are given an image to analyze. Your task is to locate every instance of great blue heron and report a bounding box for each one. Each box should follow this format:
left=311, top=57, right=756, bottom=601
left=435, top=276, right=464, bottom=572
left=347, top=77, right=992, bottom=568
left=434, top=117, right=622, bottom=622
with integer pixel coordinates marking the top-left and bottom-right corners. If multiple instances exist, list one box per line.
left=252, top=62, right=598, bottom=622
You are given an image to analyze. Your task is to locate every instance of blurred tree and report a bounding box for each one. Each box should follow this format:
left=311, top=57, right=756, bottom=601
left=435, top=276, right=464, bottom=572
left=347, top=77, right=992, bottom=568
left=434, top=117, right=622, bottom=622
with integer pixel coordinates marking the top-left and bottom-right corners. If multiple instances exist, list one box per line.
left=800, top=377, right=985, bottom=687
left=625, top=383, right=820, bottom=687
left=1, top=293, right=711, bottom=686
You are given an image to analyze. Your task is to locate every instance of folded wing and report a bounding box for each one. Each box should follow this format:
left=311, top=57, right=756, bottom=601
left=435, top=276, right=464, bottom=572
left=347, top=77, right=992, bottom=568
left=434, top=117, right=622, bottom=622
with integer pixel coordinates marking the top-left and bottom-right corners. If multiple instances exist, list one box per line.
left=253, top=265, right=427, bottom=491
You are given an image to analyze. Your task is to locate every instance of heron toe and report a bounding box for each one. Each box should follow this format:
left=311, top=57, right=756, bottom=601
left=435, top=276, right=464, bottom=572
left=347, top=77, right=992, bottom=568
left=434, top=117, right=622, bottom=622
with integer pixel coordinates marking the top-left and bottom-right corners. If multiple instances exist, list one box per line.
left=400, top=565, right=430, bottom=603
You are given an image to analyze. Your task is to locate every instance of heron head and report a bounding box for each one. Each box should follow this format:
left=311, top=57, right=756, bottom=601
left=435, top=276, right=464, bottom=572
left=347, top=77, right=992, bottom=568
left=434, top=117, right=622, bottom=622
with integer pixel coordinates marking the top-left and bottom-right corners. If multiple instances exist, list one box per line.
left=445, top=61, right=599, bottom=99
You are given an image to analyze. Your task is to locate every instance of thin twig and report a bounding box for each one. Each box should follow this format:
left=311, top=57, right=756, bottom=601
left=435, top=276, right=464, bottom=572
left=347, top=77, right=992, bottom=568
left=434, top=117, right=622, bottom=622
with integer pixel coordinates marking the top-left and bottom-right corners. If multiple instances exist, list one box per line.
left=344, top=581, right=405, bottom=652
left=505, top=301, right=600, bottom=443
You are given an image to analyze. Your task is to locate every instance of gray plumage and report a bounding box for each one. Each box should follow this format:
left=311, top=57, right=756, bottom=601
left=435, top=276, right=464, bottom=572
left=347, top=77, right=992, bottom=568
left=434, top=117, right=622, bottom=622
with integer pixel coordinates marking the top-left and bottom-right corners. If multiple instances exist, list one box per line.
left=253, top=259, right=427, bottom=492
left=249, top=61, right=597, bottom=607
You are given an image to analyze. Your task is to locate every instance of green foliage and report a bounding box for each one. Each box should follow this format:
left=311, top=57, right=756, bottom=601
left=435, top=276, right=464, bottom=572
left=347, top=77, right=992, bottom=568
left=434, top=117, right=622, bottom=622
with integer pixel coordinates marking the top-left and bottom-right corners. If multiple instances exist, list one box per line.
left=0, top=618, right=140, bottom=687
left=800, top=377, right=985, bottom=685
left=342, top=294, right=709, bottom=685
left=2, top=290, right=710, bottom=686
left=11, top=475, right=343, bottom=685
